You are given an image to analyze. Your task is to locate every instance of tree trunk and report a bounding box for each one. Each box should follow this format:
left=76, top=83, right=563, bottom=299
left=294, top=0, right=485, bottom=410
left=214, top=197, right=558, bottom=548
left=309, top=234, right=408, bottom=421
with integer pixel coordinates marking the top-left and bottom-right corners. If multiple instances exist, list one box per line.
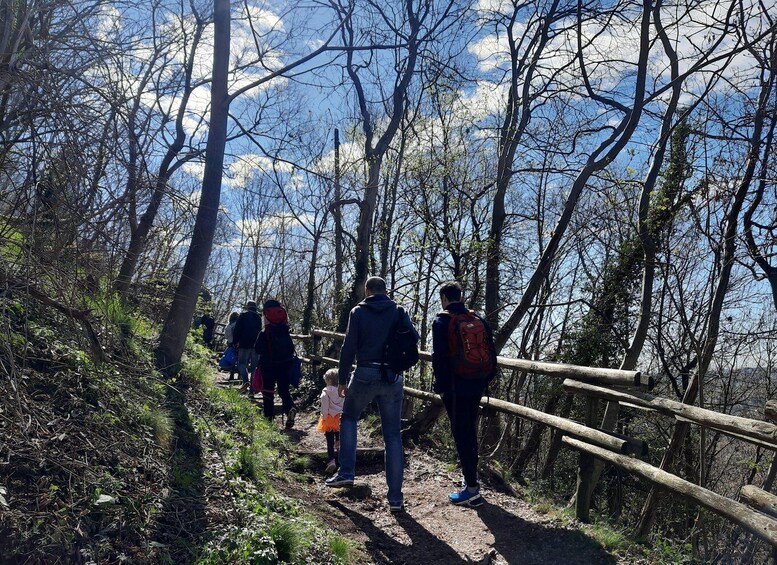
left=302, top=224, right=323, bottom=334
left=155, top=0, right=230, bottom=376
left=541, top=393, right=575, bottom=479
left=114, top=19, right=204, bottom=298
left=484, top=0, right=562, bottom=331
left=335, top=0, right=421, bottom=330
left=337, top=156, right=381, bottom=330
left=333, top=128, right=344, bottom=319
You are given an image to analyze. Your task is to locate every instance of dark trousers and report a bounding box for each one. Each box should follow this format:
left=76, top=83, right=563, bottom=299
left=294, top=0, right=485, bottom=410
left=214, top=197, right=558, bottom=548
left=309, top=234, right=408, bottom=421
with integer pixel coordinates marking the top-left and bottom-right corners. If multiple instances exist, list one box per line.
left=442, top=392, right=482, bottom=489
left=325, top=431, right=340, bottom=460
left=261, top=362, right=294, bottom=420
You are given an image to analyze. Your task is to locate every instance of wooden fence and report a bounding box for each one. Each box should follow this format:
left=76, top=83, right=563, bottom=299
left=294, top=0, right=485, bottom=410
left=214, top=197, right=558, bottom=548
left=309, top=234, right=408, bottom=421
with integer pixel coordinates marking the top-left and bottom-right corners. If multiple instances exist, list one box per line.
left=291, top=329, right=777, bottom=548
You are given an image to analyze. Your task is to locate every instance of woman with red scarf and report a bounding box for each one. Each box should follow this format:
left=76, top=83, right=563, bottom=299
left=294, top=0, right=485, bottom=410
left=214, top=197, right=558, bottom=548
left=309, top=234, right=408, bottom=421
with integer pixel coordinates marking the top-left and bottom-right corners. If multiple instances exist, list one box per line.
left=254, top=299, right=297, bottom=428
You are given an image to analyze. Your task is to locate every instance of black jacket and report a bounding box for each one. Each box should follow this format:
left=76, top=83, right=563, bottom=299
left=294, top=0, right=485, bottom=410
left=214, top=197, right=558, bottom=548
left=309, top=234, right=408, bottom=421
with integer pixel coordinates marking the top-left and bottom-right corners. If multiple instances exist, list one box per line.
left=431, top=301, right=496, bottom=395
left=232, top=310, right=261, bottom=349
left=255, top=323, right=295, bottom=371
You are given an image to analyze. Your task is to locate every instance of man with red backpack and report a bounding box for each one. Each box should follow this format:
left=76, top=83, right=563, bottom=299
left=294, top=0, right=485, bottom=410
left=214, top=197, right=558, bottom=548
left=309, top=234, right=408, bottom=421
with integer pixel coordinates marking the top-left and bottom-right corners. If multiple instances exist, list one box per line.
left=432, top=281, right=497, bottom=508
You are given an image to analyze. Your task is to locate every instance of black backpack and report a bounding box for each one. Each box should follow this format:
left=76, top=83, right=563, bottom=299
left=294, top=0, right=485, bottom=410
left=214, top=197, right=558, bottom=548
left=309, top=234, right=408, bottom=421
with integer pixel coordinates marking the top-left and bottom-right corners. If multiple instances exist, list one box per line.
left=264, top=324, right=294, bottom=363
left=383, top=307, right=419, bottom=378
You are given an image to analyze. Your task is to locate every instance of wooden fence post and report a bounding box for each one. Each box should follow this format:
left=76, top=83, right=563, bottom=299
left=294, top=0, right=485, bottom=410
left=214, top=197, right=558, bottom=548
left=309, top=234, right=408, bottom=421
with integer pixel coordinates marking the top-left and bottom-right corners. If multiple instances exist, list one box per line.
left=311, top=330, right=322, bottom=377
left=575, top=396, right=600, bottom=522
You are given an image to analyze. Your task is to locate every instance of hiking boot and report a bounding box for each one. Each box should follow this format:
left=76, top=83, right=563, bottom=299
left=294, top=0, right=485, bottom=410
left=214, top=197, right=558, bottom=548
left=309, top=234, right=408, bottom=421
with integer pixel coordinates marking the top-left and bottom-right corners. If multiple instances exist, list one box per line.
left=285, top=407, right=297, bottom=429
left=449, top=488, right=483, bottom=507
left=325, top=459, right=337, bottom=475
left=389, top=500, right=405, bottom=513
left=325, top=473, right=354, bottom=488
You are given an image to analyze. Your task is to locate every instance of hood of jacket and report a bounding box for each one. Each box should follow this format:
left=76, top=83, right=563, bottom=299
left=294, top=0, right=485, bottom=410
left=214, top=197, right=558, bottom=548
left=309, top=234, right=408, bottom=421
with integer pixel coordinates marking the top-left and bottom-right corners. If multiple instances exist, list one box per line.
left=264, top=306, right=288, bottom=325
left=323, top=385, right=343, bottom=410
left=358, top=293, right=395, bottom=313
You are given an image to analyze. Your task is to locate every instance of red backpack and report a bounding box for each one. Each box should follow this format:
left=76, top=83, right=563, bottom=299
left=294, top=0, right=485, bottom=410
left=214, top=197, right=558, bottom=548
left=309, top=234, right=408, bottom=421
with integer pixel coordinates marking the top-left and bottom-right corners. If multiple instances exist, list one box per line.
left=442, top=310, right=495, bottom=379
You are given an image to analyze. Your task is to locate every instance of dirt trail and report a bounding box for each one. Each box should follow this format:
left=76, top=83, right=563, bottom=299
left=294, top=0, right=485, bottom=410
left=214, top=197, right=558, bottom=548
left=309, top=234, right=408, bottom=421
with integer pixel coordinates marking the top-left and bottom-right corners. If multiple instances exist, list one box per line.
left=283, top=407, right=628, bottom=565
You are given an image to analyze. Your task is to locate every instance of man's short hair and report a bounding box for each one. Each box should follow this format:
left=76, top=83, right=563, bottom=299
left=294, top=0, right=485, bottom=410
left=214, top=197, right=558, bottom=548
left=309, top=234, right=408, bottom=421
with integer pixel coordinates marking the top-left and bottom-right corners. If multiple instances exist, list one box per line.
left=365, top=276, right=387, bottom=294
left=439, top=281, right=462, bottom=302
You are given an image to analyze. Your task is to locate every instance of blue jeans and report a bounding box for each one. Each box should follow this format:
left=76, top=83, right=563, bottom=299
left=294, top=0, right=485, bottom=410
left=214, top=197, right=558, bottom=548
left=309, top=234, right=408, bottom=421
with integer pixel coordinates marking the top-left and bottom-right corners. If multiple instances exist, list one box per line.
left=238, top=348, right=258, bottom=385
left=338, top=367, right=404, bottom=505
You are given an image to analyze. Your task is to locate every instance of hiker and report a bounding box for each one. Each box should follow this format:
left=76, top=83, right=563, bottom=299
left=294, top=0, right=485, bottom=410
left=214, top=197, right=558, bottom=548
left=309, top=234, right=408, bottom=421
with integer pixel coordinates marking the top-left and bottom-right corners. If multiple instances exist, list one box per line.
left=432, top=281, right=497, bottom=508
left=223, top=312, right=239, bottom=380
left=232, top=300, right=261, bottom=392
left=325, top=276, right=419, bottom=513
left=200, top=312, right=215, bottom=347
left=254, top=299, right=297, bottom=428
left=317, top=368, right=343, bottom=475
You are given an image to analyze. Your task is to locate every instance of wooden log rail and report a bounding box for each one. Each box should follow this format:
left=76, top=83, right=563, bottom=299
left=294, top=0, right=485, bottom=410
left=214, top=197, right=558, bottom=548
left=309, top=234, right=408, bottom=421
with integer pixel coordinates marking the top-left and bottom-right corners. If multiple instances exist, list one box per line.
left=563, top=437, right=777, bottom=547
left=403, top=386, right=640, bottom=455
left=741, top=485, right=777, bottom=519
left=308, top=329, right=645, bottom=388
left=563, top=379, right=777, bottom=450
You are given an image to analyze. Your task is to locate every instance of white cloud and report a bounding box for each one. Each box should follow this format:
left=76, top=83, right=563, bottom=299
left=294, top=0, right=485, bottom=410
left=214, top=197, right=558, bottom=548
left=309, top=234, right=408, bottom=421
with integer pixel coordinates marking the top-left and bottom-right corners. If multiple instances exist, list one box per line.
left=459, top=80, right=509, bottom=121
left=231, top=211, right=314, bottom=247
left=311, top=139, right=365, bottom=178
left=225, top=154, right=294, bottom=188
left=182, top=161, right=206, bottom=182
left=96, top=6, right=122, bottom=42
left=475, top=0, right=515, bottom=14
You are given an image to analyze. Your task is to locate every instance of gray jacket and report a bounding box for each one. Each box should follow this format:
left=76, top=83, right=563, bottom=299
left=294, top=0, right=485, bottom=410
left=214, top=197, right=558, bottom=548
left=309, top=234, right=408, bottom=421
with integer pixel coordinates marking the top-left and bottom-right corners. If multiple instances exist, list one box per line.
left=338, top=293, right=419, bottom=385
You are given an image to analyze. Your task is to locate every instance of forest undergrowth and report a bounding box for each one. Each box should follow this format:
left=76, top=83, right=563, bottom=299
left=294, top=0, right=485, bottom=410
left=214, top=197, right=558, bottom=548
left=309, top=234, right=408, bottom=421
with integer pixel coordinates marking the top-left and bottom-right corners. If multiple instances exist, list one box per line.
left=0, top=294, right=356, bottom=564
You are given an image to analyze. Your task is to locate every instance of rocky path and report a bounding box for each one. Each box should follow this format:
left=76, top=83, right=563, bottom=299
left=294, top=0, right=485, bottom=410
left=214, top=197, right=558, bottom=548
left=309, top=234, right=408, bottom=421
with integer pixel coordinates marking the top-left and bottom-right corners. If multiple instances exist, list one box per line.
left=284, top=408, right=627, bottom=565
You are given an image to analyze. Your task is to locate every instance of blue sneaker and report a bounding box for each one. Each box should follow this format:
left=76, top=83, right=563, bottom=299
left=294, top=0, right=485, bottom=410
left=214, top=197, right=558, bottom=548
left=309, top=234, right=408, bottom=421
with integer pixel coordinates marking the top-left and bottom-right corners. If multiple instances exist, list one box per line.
left=449, top=488, right=483, bottom=507
left=325, top=473, right=354, bottom=487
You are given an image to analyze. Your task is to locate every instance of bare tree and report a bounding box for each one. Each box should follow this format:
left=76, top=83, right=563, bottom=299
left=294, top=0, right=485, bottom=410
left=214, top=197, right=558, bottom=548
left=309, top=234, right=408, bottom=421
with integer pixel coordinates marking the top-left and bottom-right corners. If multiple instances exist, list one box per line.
left=636, top=19, right=777, bottom=537
left=156, top=0, right=231, bottom=376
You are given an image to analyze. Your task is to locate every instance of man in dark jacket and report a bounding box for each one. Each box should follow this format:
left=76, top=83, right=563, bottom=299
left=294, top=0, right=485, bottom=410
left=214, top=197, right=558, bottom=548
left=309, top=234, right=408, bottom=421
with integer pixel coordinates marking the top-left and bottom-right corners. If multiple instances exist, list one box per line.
left=432, top=281, right=497, bottom=507
left=325, top=276, right=419, bottom=513
left=232, top=300, right=261, bottom=391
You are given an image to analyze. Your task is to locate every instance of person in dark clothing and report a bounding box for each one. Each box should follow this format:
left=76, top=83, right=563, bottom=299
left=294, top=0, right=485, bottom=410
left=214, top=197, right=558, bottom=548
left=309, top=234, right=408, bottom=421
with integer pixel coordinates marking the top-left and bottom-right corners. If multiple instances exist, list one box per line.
left=254, top=299, right=297, bottom=427
left=224, top=311, right=240, bottom=380
left=200, top=313, right=215, bottom=347
left=325, top=276, right=419, bottom=514
left=232, top=300, right=262, bottom=391
left=432, top=281, right=497, bottom=508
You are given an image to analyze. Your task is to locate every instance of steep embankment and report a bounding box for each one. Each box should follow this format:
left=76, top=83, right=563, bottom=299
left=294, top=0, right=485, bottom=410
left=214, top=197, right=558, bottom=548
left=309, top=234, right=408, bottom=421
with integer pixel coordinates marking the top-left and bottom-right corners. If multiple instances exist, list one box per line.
left=0, top=298, right=349, bottom=564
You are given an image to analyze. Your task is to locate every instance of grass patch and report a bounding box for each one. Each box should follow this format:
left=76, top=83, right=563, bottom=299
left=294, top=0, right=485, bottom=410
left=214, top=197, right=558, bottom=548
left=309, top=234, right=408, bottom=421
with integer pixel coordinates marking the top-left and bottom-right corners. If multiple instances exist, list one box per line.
left=587, top=523, right=628, bottom=552
left=269, top=520, right=301, bottom=562
left=328, top=535, right=355, bottom=563
left=139, top=404, right=173, bottom=447
left=288, top=454, right=312, bottom=473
